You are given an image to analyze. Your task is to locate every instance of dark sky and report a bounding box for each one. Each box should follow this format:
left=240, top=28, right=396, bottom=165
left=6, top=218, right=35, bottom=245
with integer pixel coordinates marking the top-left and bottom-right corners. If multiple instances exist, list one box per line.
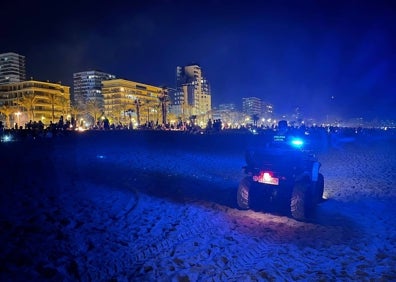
left=2, top=0, right=396, bottom=120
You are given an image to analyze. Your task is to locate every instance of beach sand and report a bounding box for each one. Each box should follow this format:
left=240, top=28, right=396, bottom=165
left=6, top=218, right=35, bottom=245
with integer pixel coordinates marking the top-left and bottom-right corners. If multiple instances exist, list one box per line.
left=1, top=130, right=395, bottom=281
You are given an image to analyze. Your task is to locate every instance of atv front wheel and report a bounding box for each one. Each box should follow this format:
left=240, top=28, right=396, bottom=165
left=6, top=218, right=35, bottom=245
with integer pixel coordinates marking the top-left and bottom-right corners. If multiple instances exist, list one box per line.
left=291, top=181, right=308, bottom=220
left=237, top=177, right=252, bottom=209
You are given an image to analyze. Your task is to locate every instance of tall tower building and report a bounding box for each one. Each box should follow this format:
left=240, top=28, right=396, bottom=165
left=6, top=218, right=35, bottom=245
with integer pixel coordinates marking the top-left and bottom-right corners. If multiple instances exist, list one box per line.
left=242, top=97, right=262, bottom=117
left=172, top=64, right=211, bottom=124
left=262, top=101, right=274, bottom=120
left=73, top=70, right=116, bottom=110
left=0, top=52, right=26, bottom=85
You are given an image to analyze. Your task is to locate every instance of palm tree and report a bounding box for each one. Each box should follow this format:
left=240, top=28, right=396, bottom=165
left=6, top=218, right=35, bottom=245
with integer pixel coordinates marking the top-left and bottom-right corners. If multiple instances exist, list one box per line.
left=135, top=99, right=141, bottom=126
left=69, top=105, right=79, bottom=121
left=189, top=115, right=197, bottom=126
left=143, top=100, right=155, bottom=125
left=17, top=94, right=37, bottom=121
left=58, top=96, right=70, bottom=118
left=86, top=100, right=103, bottom=127
left=69, top=105, right=81, bottom=127
left=48, top=93, right=57, bottom=122
left=167, top=112, right=177, bottom=126
left=154, top=103, right=160, bottom=124
left=251, top=113, right=260, bottom=127
left=120, top=101, right=134, bottom=125
left=159, top=88, right=170, bottom=125
left=0, top=105, right=14, bottom=128
left=109, top=104, right=122, bottom=125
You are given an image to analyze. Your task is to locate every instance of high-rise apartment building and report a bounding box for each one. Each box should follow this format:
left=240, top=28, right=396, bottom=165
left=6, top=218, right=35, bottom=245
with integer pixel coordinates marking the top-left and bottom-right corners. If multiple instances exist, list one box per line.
left=171, top=64, right=211, bottom=124
left=242, top=97, right=262, bottom=117
left=219, top=103, right=237, bottom=111
left=0, top=52, right=26, bottom=85
left=212, top=103, right=243, bottom=128
left=73, top=70, right=116, bottom=109
left=262, top=101, right=274, bottom=120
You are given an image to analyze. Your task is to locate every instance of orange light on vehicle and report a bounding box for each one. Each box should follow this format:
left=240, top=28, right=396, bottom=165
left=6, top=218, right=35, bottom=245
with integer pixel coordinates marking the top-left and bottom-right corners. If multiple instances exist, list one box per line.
left=263, top=172, right=272, bottom=182
left=256, top=171, right=279, bottom=185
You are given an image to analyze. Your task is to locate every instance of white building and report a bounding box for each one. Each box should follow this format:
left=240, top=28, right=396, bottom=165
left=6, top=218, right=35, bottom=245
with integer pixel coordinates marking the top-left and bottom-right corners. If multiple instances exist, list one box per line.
left=0, top=52, right=26, bottom=85
left=73, top=70, right=116, bottom=110
left=242, top=97, right=262, bottom=117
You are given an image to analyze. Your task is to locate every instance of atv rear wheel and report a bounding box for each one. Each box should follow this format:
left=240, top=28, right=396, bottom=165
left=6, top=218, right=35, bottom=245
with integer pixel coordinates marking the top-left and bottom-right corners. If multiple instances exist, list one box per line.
left=237, top=177, right=252, bottom=209
left=291, top=181, right=308, bottom=220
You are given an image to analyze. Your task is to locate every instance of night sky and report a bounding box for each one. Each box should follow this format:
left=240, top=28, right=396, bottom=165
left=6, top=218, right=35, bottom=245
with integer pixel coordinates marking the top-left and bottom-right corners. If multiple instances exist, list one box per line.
left=2, top=0, right=395, bottom=120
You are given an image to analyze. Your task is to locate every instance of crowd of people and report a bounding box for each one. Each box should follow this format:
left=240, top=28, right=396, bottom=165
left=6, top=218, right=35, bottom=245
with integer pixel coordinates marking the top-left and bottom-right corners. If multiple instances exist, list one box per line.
left=0, top=116, right=394, bottom=150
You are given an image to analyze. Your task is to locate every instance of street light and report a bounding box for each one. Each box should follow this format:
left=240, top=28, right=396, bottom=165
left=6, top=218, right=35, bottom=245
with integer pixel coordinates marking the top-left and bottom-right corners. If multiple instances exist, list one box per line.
left=14, top=112, right=21, bottom=128
left=125, top=109, right=134, bottom=130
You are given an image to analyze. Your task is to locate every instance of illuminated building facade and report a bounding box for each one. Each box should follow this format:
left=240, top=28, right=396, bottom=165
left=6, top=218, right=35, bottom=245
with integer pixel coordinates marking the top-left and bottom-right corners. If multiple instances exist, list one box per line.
left=73, top=70, right=116, bottom=110
left=172, top=64, right=211, bottom=125
left=0, top=52, right=26, bottom=85
left=242, top=97, right=262, bottom=117
left=219, top=103, right=237, bottom=111
left=262, top=101, right=274, bottom=119
left=212, top=103, right=244, bottom=128
left=0, top=80, right=70, bottom=127
left=242, top=97, right=275, bottom=126
left=102, top=79, right=165, bottom=126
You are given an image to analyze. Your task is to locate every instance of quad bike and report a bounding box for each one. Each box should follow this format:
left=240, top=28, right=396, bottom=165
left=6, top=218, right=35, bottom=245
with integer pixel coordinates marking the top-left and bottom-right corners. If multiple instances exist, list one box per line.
left=237, top=134, right=324, bottom=221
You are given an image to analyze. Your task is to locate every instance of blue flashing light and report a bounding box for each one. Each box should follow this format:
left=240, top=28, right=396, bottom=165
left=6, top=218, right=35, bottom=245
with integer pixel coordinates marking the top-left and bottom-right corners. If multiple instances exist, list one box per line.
left=1, top=134, right=13, bottom=143
left=290, top=138, right=304, bottom=148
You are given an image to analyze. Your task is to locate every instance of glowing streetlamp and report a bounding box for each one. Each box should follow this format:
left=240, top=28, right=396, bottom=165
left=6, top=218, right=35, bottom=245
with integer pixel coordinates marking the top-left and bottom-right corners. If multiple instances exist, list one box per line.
left=14, top=112, right=21, bottom=127
left=125, top=109, right=133, bottom=130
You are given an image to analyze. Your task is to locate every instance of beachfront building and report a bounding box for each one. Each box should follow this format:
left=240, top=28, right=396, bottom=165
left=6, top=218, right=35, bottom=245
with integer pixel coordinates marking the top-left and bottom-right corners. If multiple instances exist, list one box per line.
left=211, top=103, right=244, bottom=129
left=242, top=97, right=262, bottom=126
left=242, top=97, right=276, bottom=126
left=102, top=79, right=166, bottom=128
left=262, top=101, right=274, bottom=121
left=0, top=52, right=26, bottom=85
left=0, top=80, right=70, bottom=128
left=242, top=97, right=262, bottom=117
left=171, top=64, right=212, bottom=126
left=73, top=70, right=116, bottom=110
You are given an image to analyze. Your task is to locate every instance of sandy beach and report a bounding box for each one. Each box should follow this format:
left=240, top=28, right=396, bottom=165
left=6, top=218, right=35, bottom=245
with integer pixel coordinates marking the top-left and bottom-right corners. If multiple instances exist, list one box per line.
left=1, top=130, right=395, bottom=281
